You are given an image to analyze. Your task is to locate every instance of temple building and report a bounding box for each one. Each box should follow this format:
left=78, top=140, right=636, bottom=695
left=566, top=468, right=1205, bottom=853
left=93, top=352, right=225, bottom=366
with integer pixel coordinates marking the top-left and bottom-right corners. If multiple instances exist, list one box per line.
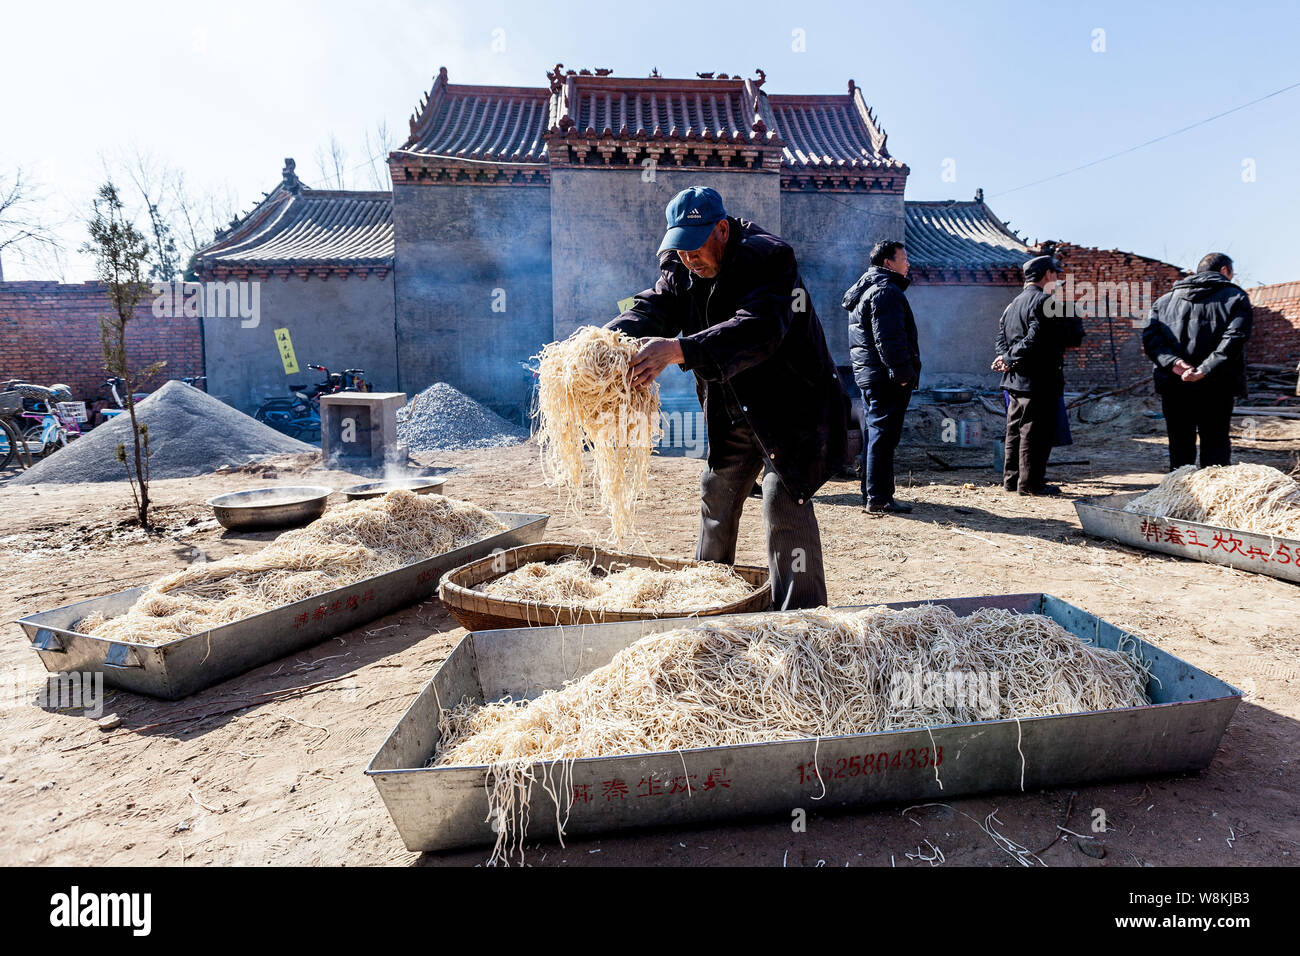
left=195, top=66, right=1178, bottom=419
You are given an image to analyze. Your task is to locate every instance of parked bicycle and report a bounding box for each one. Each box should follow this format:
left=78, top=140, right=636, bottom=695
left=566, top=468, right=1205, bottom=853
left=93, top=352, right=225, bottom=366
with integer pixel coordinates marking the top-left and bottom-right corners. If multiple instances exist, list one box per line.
left=0, top=381, right=84, bottom=459
left=254, top=365, right=370, bottom=441
left=0, top=389, right=34, bottom=471
left=101, top=376, right=153, bottom=422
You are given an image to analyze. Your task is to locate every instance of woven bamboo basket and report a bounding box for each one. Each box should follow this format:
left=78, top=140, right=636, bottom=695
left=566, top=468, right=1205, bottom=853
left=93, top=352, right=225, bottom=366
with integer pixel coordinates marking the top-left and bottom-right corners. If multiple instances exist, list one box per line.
left=438, top=542, right=772, bottom=631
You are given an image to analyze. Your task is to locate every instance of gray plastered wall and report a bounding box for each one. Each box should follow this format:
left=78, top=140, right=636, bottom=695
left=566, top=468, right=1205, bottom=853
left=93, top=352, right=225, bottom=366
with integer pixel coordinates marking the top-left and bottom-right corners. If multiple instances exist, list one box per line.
left=202, top=273, right=398, bottom=414
left=549, top=167, right=782, bottom=399
left=905, top=282, right=1021, bottom=387
left=393, top=182, right=553, bottom=421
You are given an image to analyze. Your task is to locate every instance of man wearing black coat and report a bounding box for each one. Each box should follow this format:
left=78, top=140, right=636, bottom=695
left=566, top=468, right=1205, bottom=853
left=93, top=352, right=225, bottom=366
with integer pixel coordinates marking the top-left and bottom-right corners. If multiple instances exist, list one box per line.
left=842, top=240, right=921, bottom=513
left=1142, top=253, right=1253, bottom=469
left=608, top=186, right=849, bottom=610
left=993, top=255, right=1085, bottom=496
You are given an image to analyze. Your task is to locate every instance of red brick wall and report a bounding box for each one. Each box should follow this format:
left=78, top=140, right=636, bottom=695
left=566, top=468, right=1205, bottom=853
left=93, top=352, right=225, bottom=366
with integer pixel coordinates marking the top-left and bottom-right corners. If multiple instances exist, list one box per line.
left=0, top=281, right=202, bottom=404
left=1246, top=281, right=1300, bottom=365
left=1051, top=243, right=1187, bottom=385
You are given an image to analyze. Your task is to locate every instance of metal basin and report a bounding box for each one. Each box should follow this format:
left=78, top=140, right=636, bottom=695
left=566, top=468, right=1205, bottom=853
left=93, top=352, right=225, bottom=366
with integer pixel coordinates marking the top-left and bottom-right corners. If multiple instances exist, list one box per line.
left=206, top=485, right=333, bottom=530
left=931, top=387, right=975, bottom=403
left=341, top=477, right=447, bottom=501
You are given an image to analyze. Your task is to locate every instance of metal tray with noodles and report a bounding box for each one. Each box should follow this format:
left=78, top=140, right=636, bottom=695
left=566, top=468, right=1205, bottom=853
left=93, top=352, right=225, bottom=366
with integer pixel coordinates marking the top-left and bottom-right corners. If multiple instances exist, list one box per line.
left=14, top=511, right=549, bottom=700
left=365, top=592, right=1240, bottom=854
left=1075, top=492, right=1300, bottom=584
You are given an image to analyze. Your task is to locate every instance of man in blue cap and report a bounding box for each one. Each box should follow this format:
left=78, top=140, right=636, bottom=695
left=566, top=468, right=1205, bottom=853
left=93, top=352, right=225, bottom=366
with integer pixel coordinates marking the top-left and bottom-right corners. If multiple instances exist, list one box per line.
left=607, top=186, right=849, bottom=610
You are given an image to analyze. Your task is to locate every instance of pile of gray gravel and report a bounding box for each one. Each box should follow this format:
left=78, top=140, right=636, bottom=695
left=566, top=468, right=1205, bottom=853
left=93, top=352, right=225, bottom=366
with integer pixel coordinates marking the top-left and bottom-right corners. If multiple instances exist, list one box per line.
left=11, top=380, right=315, bottom=485
left=396, top=382, right=528, bottom=453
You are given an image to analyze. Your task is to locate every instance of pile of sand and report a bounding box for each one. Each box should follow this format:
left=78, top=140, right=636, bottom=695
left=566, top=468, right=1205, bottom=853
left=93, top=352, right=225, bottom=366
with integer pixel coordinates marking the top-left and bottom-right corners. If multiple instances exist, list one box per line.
left=11, top=381, right=315, bottom=485
left=396, top=382, right=527, bottom=453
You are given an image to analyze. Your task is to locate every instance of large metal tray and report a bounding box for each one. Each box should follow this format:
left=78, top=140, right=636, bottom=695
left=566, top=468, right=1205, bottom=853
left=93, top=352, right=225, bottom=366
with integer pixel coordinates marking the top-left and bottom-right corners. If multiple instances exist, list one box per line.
left=14, top=511, right=549, bottom=699
left=366, top=593, right=1240, bottom=854
left=1076, top=492, right=1300, bottom=584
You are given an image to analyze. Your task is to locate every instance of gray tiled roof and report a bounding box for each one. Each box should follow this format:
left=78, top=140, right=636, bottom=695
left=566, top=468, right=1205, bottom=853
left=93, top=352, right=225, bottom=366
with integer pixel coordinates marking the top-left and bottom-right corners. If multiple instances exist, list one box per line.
left=571, top=85, right=753, bottom=139
left=905, top=200, right=1032, bottom=269
left=400, top=73, right=550, bottom=163
left=399, top=69, right=903, bottom=169
left=197, top=188, right=394, bottom=269
left=770, top=95, right=901, bottom=170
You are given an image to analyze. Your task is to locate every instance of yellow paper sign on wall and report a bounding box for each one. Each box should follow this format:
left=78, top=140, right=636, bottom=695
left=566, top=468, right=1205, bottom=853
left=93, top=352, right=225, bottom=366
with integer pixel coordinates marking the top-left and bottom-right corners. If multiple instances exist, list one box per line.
left=617, top=296, right=637, bottom=314
left=274, top=328, right=300, bottom=375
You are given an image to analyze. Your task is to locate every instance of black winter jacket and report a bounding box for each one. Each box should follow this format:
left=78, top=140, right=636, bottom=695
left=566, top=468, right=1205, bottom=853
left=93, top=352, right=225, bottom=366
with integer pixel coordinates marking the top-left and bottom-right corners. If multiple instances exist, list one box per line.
left=842, top=267, right=922, bottom=389
left=607, top=217, right=849, bottom=503
left=995, top=284, right=1085, bottom=395
left=1142, top=271, right=1253, bottom=398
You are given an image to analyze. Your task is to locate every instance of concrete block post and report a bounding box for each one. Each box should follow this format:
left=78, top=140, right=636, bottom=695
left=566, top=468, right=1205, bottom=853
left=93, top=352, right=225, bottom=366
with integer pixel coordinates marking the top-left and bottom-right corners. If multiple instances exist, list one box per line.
left=319, top=392, right=407, bottom=470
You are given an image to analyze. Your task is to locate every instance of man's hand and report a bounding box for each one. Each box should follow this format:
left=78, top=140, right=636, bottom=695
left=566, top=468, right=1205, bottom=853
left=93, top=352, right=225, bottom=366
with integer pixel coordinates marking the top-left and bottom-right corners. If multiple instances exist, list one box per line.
left=1172, top=359, right=1193, bottom=376
left=629, top=337, right=684, bottom=388
left=1180, top=366, right=1206, bottom=383
left=991, top=355, right=1010, bottom=373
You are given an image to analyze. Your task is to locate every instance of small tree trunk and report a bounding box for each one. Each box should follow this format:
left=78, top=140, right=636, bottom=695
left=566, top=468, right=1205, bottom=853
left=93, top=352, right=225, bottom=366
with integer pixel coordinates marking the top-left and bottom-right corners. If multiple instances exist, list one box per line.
left=124, top=391, right=149, bottom=527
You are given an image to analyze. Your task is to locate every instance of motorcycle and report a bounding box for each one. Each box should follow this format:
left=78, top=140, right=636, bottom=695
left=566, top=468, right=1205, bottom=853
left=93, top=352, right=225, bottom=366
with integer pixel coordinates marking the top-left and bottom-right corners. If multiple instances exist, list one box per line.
left=254, top=365, right=370, bottom=441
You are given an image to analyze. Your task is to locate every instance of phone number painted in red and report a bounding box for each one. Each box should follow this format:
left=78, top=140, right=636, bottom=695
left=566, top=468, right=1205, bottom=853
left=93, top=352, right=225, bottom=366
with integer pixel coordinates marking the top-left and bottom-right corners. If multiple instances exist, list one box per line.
left=797, top=746, right=943, bottom=785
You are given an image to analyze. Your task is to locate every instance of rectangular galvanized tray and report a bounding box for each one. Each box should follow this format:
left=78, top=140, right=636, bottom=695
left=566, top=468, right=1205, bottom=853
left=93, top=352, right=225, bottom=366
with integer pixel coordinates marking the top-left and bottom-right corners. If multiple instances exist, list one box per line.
left=14, top=511, right=548, bottom=699
left=1076, top=492, right=1300, bottom=584
left=366, top=593, right=1241, bottom=854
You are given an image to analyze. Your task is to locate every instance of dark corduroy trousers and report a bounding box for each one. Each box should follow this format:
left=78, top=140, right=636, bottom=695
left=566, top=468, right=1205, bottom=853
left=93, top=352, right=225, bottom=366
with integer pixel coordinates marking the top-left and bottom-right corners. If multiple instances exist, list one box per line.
left=696, top=418, right=827, bottom=610
left=1003, top=390, right=1057, bottom=491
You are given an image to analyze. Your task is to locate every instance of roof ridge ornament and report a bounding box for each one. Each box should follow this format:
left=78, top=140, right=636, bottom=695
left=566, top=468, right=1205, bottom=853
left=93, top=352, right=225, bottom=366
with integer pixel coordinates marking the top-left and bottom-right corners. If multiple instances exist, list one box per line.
left=753, top=68, right=766, bottom=88
left=548, top=63, right=566, bottom=93
left=281, top=157, right=303, bottom=195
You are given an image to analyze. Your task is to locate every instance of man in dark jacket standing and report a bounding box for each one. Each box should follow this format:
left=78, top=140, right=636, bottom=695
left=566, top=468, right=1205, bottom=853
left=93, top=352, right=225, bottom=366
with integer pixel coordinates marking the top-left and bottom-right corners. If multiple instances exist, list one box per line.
left=842, top=240, right=921, bottom=513
left=608, top=186, right=848, bottom=610
left=993, top=255, right=1084, bottom=496
left=1142, top=253, right=1253, bottom=469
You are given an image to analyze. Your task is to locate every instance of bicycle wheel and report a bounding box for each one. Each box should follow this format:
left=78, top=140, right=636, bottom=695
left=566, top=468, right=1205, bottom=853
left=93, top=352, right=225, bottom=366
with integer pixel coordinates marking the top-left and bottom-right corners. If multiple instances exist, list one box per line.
left=22, top=424, right=46, bottom=458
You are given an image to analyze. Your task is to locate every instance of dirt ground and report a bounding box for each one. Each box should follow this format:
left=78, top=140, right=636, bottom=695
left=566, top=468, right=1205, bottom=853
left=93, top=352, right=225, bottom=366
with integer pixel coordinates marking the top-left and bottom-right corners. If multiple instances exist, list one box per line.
left=1, top=400, right=1297, bottom=867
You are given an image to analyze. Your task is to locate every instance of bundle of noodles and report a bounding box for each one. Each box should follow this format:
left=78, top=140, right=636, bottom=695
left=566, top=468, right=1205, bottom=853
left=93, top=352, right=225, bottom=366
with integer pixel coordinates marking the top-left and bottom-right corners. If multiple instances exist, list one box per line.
left=533, top=326, right=662, bottom=543
left=432, top=604, right=1151, bottom=864
left=79, top=491, right=506, bottom=645
left=479, top=557, right=757, bottom=612
left=1123, top=463, right=1300, bottom=537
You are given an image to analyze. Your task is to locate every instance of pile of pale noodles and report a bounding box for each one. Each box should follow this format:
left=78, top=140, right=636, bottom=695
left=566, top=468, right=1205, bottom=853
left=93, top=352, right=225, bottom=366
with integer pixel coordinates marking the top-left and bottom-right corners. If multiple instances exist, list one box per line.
left=479, top=557, right=757, bottom=612
left=1123, top=463, right=1300, bottom=537
left=533, top=326, right=661, bottom=543
left=432, top=604, right=1151, bottom=864
left=80, top=490, right=506, bottom=645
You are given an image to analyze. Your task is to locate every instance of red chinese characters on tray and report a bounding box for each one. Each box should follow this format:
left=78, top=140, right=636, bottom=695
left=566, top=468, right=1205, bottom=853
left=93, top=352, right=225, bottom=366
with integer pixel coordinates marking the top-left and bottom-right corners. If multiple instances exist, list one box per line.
left=1137, top=517, right=1292, bottom=564
left=573, top=768, right=733, bottom=804
left=292, top=588, right=377, bottom=628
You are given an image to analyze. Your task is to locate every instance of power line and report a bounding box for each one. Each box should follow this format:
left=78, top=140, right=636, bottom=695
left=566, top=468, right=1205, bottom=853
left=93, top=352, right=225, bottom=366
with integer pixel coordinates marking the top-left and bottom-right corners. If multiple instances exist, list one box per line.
left=990, top=80, right=1300, bottom=198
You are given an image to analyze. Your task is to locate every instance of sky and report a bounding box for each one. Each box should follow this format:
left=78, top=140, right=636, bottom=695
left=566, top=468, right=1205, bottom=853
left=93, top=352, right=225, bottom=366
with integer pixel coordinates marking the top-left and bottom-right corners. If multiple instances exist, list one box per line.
left=3, top=0, right=1298, bottom=285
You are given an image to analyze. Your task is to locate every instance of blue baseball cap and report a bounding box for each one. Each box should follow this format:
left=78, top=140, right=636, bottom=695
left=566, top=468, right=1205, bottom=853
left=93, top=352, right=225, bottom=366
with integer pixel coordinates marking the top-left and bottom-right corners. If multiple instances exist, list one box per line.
left=658, top=186, right=726, bottom=255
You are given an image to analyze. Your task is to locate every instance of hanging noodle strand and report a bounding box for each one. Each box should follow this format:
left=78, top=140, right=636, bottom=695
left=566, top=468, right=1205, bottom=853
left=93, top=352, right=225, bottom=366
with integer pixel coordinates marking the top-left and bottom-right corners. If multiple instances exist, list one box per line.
left=533, top=326, right=662, bottom=544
